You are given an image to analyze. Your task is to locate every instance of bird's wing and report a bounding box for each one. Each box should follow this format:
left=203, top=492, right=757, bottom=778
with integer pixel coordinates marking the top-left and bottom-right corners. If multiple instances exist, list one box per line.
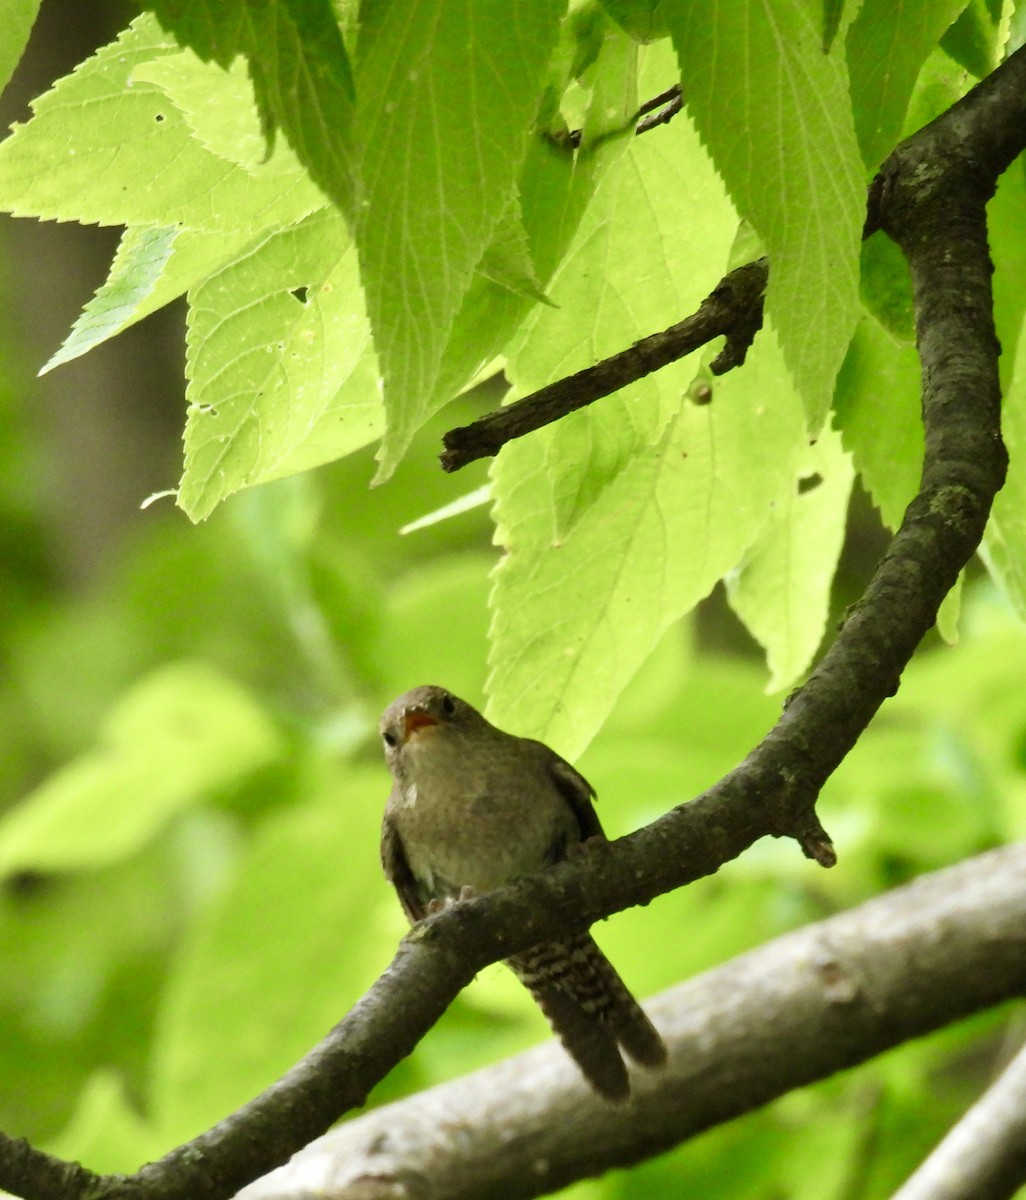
left=380, top=805, right=427, bottom=923
left=542, top=747, right=606, bottom=841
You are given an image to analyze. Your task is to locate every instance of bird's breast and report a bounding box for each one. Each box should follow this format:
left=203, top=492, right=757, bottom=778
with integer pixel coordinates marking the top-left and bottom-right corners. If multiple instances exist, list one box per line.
left=394, top=754, right=576, bottom=895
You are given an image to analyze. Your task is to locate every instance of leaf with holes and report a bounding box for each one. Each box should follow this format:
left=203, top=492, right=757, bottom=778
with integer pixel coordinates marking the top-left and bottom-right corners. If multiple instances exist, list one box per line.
left=146, top=0, right=356, bottom=212
left=0, top=16, right=323, bottom=230
left=725, top=424, right=854, bottom=692
left=179, top=209, right=381, bottom=521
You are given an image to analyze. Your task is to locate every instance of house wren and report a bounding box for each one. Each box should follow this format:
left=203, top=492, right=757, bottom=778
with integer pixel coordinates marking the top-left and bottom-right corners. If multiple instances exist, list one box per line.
left=379, top=685, right=666, bottom=1102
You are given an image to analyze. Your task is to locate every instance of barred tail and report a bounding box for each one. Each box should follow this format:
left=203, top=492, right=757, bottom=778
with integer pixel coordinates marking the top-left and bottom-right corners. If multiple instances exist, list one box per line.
left=506, top=932, right=666, bottom=1103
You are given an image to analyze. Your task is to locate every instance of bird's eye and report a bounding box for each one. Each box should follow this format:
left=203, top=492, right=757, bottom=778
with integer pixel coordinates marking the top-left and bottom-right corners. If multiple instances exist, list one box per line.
left=441, top=693, right=457, bottom=717
left=382, top=730, right=397, bottom=748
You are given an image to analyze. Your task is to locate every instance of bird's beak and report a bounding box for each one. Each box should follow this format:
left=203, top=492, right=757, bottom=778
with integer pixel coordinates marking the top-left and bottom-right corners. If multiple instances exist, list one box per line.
left=403, top=709, right=440, bottom=741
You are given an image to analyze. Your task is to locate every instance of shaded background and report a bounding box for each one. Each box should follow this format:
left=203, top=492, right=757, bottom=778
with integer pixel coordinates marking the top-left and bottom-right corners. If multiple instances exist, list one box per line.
left=1, top=0, right=181, bottom=585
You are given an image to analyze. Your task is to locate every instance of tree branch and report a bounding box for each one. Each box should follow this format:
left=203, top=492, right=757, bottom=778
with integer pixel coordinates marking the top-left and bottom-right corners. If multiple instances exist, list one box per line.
left=236, top=844, right=1026, bottom=1200
left=3, top=42, right=1026, bottom=1200
left=439, top=258, right=767, bottom=472
left=634, top=84, right=683, bottom=133
left=891, top=1030, right=1026, bottom=1200
left=561, top=84, right=685, bottom=150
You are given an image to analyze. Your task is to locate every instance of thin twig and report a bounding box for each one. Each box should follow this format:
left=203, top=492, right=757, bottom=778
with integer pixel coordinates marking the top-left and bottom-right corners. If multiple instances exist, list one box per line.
left=634, top=84, right=681, bottom=119
left=439, top=258, right=767, bottom=471
left=635, top=89, right=684, bottom=134
left=562, top=83, right=684, bottom=150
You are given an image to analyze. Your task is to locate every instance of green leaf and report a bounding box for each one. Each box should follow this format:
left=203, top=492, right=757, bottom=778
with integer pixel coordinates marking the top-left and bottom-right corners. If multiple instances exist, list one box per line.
left=860, top=231, right=916, bottom=344
left=0, top=0, right=39, bottom=97
left=580, top=651, right=788, bottom=849
left=940, top=0, right=1001, bottom=78
left=355, top=0, right=565, bottom=480
left=428, top=23, right=645, bottom=422
left=0, top=16, right=323, bottom=231
left=476, top=199, right=553, bottom=306
left=131, top=52, right=290, bottom=175
left=846, top=0, right=969, bottom=169
left=983, top=327, right=1026, bottom=618
left=598, top=0, right=669, bottom=42
left=0, top=663, right=282, bottom=877
left=42, top=224, right=259, bottom=373
left=179, top=209, right=381, bottom=521
left=40, top=46, right=304, bottom=372
left=488, top=87, right=807, bottom=757
left=149, top=768, right=386, bottom=1143
left=982, top=162, right=1026, bottom=618
left=505, top=70, right=737, bottom=539
left=893, top=598, right=1026, bottom=841
left=41, top=227, right=176, bottom=374
left=147, top=0, right=356, bottom=212
left=489, top=330, right=804, bottom=760
left=665, top=0, right=863, bottom=427
left=857, top=728, right=996, bottom=866
left=990, top=164, right=1026, bottom=390
left=820, top=0, right=845, bottom=51
left=834, top=315, right=923, bottom=531
left=398, top=485, right=492, bottom=535
left=726, top=425, right=855, bottom=692
left=936, top=571, right=964, bottom=644
left=901, top=43, right=974, bottom=137
left=425, top=146, right=573, bottom=429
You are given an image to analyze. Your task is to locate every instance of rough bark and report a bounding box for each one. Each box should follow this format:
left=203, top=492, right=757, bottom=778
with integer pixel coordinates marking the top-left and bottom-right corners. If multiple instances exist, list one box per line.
left=238, top=845, right=1026, bottom=1200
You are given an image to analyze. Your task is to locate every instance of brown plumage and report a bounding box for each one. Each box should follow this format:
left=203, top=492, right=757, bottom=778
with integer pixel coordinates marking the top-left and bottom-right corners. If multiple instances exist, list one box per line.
left=379, top=685, right=666, bottom=1103
left=507, top=931, right=667, bottom=1101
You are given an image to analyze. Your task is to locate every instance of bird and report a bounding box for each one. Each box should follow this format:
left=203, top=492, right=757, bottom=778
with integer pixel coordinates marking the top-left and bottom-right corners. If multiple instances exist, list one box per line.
left=378, top=684, right=666, bottom=1103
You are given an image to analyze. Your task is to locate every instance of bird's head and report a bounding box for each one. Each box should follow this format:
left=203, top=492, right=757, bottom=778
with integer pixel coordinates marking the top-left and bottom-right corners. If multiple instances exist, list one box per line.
left=379, top=686, right=485, bottom=771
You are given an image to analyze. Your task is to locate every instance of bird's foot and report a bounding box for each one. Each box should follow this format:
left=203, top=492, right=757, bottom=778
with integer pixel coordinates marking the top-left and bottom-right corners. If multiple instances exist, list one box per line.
left=568, top=834, right=609, bottom=859
left=426, top=886, right=478, bottom=915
